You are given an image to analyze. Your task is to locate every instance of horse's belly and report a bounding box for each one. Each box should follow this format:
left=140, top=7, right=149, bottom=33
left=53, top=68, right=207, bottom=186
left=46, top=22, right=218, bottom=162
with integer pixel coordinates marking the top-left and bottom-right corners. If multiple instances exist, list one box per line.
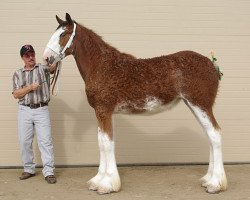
left=114, top=96, right=180, bottom=115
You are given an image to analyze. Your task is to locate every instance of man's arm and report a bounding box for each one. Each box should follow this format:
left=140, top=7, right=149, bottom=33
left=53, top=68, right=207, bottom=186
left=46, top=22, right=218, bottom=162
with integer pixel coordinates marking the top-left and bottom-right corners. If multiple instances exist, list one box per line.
left=12, top=83, right=39, bottom=99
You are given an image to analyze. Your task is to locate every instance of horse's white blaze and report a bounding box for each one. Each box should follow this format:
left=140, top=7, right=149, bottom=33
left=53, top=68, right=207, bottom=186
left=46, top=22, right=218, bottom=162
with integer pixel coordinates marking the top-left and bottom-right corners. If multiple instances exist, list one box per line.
left=88, top=127, right=121, bottom=193
left=47, top=27, right=64, bottom=53
left=43, top=27, right=64, bottom=63
left=185, top=100, right=227, bottom=193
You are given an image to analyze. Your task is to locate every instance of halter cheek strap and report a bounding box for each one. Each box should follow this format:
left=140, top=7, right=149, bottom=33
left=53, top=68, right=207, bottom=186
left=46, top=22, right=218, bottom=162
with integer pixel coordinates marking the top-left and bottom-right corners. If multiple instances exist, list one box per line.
left=59, top=22, right=76, bottom=59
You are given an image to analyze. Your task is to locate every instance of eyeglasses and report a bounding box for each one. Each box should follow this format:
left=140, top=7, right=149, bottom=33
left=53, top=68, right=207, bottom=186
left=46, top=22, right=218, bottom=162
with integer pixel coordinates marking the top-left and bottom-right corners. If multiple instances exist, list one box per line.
left=23, top=53, right=35, bottom=58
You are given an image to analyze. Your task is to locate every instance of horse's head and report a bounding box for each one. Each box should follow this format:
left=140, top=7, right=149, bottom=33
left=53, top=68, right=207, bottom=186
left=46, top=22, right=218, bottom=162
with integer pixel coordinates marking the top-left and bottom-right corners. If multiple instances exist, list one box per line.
left=43, top=13, right=76, bottom=70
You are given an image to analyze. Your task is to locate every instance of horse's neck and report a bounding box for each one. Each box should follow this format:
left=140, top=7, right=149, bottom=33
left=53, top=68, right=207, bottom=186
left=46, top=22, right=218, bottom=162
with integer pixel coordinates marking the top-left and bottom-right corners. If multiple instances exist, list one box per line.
left=73, top=42, right=92, bottom=81
left=73, top=25, right=135, bottom=81
left=73, top=26, right=119, bottom=80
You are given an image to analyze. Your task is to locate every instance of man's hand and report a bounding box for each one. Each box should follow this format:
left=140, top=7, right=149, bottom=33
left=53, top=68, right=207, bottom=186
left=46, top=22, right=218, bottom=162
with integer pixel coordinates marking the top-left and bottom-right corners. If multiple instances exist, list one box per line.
left=45, top=56, right=58, bottom=73
left=13, top=83, right=40, bottom=99
left=29, top=83, right=40, bottom=91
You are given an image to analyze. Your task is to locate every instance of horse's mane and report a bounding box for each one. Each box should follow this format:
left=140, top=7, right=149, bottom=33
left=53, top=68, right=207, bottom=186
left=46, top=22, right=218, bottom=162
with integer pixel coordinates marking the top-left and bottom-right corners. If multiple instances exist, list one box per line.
left=76, top=22, right=135, bottom=60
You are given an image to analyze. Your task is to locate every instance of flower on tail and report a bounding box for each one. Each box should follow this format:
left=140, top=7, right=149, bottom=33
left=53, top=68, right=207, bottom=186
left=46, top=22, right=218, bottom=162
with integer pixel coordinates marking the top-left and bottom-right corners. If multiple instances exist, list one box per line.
left=211, top=51, right=223, bottom=81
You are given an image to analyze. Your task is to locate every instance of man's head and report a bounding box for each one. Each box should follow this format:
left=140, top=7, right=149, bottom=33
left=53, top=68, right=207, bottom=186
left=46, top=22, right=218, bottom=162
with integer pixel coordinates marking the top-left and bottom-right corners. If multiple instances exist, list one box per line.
left=20, top=45, right=36, bottom=68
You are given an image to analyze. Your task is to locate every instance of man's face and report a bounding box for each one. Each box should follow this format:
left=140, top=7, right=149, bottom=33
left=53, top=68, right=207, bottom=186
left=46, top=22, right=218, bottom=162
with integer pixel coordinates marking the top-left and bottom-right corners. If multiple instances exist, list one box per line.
left=22, top=52, right=36, bottom=68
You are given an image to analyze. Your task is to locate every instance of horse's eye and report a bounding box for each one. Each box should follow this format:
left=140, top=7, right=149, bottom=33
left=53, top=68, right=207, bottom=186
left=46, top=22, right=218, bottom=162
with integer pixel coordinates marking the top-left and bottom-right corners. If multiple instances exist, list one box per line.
left=60, top=32, right=66, bottom=37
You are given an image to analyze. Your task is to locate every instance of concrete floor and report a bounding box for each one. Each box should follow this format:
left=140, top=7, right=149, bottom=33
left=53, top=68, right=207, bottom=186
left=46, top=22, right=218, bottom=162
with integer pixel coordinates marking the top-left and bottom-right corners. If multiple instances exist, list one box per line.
left=0, top=164, right=250, bottom=200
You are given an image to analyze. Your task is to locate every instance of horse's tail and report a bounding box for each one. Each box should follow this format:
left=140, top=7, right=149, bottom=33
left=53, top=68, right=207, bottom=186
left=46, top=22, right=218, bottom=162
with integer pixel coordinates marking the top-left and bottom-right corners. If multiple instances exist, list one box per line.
left=211, top=51, right=223, bottom=81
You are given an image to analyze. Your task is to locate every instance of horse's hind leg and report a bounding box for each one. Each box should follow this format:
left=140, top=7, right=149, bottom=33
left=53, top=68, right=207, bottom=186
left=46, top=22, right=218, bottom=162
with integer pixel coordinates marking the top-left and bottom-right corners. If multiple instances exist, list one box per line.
left=184, top=99, right=227, bottom=193
left=87, top=110, right=121, bottom=194
left=200, top=147, right=214, bottom=187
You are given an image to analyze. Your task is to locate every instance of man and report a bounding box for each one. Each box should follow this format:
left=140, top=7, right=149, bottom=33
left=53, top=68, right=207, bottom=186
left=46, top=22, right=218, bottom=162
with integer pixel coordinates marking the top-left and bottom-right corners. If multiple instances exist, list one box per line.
left=12, top=44, right=56, bottom=184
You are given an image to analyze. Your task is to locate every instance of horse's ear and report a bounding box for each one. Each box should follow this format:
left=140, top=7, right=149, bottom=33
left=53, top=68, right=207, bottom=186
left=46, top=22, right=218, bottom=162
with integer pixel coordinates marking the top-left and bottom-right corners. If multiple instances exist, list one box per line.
left=56, top=15, right=64, bottom=24
left=65, top=13, right=73, bottom=25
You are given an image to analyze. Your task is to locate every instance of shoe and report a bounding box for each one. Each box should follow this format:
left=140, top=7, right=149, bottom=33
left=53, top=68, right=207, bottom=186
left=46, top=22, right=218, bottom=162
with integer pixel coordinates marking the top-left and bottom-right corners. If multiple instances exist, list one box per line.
left=19, top=172, right=35, bottom=180
left=45, top=175, right=57, bottom=184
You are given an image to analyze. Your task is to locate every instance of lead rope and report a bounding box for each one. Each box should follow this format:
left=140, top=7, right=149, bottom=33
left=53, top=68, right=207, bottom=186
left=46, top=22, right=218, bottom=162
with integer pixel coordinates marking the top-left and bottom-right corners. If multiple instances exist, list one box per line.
left=51, top=61, right=62, bottom=96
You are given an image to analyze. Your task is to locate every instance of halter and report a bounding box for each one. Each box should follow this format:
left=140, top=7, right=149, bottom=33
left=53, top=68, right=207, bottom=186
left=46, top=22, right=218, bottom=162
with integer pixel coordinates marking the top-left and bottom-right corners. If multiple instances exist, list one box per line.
left=45, top=23, right=76, bottom=96
left=46, top=22, right=76, bottom=60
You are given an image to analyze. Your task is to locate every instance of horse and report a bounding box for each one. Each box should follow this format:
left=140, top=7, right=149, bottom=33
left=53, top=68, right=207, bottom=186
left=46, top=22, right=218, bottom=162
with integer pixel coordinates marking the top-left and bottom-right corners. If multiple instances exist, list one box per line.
left=43, top=13, right=227, bottom=194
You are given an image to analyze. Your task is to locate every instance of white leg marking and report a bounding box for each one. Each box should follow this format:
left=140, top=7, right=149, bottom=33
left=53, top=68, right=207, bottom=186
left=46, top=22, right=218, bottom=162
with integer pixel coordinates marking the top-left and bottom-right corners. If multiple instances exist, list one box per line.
left=88, top=127, right=121, bottom=194
left=201, top=147, right=214, bottom=187
left=185, top=100, right=227, bottom=193
left=87, top=127, right=106, bottom=191
left=206, top=129, right=227, bottom=193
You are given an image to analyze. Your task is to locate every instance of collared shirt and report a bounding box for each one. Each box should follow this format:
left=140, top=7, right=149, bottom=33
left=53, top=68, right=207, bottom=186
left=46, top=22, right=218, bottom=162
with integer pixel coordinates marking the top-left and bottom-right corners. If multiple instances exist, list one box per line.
left=13, top=63, right=51, bottom=105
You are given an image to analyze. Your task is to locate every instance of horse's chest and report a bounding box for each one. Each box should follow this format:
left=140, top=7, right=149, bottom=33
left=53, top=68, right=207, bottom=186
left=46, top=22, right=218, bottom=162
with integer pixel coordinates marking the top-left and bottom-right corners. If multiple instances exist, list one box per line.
left=85, top=81, right=115, bottom=107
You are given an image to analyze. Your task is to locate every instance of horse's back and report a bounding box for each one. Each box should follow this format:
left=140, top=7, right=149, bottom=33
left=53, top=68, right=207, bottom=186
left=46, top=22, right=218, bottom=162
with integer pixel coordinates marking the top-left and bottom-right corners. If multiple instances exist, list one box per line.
left=137, top=51, right=219, bottom=110
left=137, top=50, right=219, bottom=100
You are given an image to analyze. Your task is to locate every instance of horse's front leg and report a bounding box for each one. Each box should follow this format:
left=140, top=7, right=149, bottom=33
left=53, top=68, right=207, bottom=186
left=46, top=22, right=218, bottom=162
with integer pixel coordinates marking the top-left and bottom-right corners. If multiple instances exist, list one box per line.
left=96, top=130, right=121, bottom=194
left=87, top=127, right=107, bottom=191
left=87, top=111, right=121, bottom=194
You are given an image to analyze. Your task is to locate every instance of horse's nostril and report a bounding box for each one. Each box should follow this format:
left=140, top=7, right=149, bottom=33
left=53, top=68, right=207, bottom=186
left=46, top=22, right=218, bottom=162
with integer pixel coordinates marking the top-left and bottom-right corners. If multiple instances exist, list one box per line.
left=48, top=56, right=55, bottom=65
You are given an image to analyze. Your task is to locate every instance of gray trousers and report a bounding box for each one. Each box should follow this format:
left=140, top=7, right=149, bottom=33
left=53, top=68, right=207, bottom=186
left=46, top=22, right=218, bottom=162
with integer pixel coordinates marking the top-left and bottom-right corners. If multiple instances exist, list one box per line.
left=18, top=105, right=55, bottom=177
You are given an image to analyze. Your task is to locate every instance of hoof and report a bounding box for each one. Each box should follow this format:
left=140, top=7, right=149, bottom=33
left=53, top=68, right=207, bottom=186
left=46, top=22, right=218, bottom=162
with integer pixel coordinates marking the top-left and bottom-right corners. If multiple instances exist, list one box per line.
left=88, top=173, right=121, bottom=194
left=96, top=174, right=121, bottom=195
left=200, top=174, right=212, bottom=188
left=205, top=174, right=228, bottom=194
left=97, top=187, right=113, bottom=195
left=88, top=182, right=99, bottom=191
left=201, top=181, right=209, bottom=188
left=87, top=174, right=103, bottom=191
left=206, top=184, right=223, bottom=194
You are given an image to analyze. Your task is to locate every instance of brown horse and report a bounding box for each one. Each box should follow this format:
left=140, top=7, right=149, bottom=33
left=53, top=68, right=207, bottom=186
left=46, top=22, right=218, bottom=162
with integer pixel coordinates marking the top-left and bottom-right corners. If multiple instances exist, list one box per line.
left=43, top=13, right=227, bottom=194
